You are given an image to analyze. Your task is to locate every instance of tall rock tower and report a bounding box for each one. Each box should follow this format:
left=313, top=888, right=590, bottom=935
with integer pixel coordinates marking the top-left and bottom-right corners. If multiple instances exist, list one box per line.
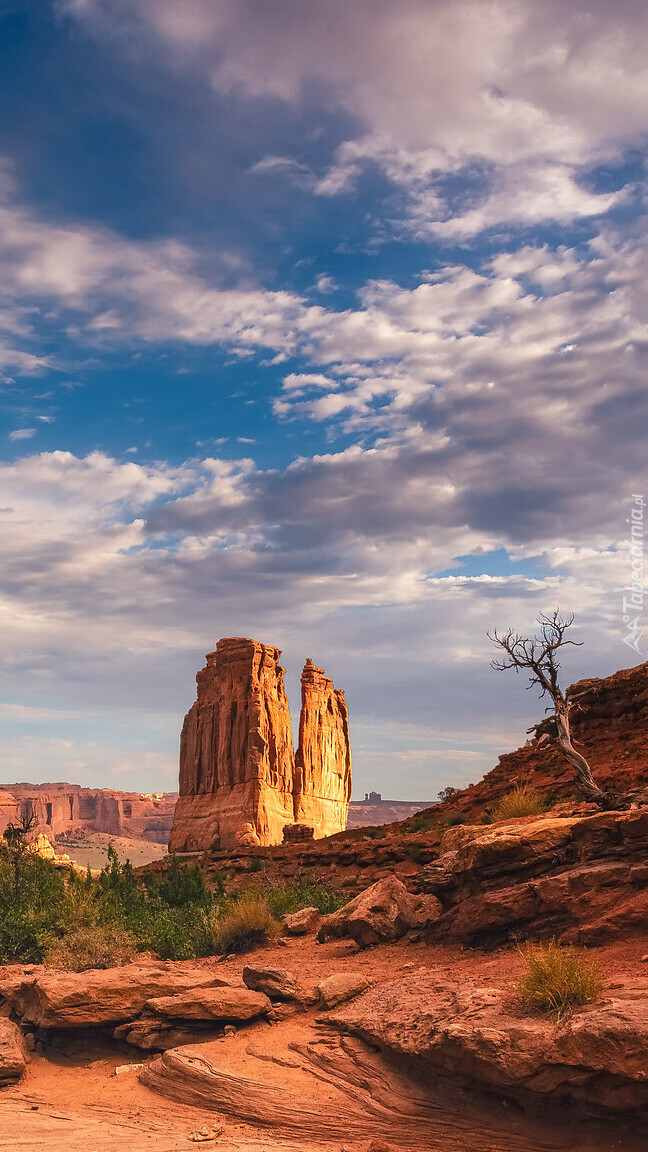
left=294, top=659, right=352, bottom=836
left=170, top=638, right=296, bottom=852
left=169, top=638, right=352, bottom=851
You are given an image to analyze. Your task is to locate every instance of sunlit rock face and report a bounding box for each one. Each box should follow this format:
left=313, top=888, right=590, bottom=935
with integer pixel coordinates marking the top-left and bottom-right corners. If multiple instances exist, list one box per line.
left=294, top=659, right=352, bottom=838
left=169, top=639, right=352, bottom=851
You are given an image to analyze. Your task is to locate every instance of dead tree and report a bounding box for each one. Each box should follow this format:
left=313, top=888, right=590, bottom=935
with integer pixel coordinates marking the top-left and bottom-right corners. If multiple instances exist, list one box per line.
left=487, top=610, right=605, bottom=803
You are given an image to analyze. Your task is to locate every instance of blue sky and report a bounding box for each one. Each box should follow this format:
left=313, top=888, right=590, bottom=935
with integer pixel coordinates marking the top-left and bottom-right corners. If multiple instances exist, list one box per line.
left=0, top=0, right=646, bottom=800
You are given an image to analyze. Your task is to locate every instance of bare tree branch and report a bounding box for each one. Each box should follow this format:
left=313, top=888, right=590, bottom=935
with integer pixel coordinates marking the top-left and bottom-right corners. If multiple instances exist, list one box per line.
left=488, top=610, right=605, bottom=804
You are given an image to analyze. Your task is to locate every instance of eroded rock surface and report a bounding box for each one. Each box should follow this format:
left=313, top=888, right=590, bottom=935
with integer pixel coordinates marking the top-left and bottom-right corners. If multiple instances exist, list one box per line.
left=318, top=875, right=442, bottom=947
left=328, top=970, right=648, bottom=1116
left=418, top=808, right=648, bottom=946
left=0, top=783, right=176, bottom=845
left=3, top=961, right=230, bottom=1028
left=0, top=1017, right=27, bottom=1086
left=293, top=659, right=351, bottom=838
left=169, top=638, right=352, bottom=851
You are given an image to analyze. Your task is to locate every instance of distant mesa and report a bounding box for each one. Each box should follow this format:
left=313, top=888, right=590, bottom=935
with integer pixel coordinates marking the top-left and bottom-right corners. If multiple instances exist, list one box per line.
left=169, top=638, right=352, bottom=852
left=0, top=782, right=176, bottom=846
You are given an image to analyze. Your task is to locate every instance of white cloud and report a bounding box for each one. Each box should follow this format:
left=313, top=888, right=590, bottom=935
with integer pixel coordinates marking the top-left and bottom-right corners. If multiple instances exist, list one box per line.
left=61, top=0, right=648, bottom=236
left=9, top=428, right=37, bottom=441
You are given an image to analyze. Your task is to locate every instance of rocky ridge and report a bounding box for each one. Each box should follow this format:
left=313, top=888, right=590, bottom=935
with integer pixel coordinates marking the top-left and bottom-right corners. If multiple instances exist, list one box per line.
left=0, top=783, right=175, bottom=845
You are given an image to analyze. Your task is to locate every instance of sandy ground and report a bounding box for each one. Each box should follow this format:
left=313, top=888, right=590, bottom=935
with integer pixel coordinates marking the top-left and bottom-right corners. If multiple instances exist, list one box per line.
left=1, top=935, right=647, bottom=1152
left=55, top=832, right=168, bottom=869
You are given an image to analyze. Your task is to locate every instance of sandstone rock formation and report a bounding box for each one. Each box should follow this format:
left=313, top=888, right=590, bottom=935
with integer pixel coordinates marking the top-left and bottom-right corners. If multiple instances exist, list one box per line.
left=329, top=970, right=648, bottom=1116
left=1, top=960, right=232, bottom=1029
left=317, top=875, right=442, bottom=947
left=417, top=808, right=648, bottom=947
left=0, top=782, right=176, bottom=845
left=0, top=1017, right=27, bottom=1086
left=170, top=638, right=352, bottom=851
left=293, top=658, right=352, bottom=837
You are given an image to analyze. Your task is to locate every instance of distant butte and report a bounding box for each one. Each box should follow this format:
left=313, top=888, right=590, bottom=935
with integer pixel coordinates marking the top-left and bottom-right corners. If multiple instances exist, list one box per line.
left=169, top=638, right=352, bottom=851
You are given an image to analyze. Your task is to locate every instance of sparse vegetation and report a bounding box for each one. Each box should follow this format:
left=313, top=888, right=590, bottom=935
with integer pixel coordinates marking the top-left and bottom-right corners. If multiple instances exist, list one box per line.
left=516, top=941, right=604, bottom=1016
left=0, top=830, right=343, bottom=965
left=404, top=812, right=436, bottom=834
left=213, top=892, right=280, bottom=954
left=263, top=876, right=344, bottom=917
left=491, top=785, right=547, bottom=822
left=44, top=922, right=137, bottom=971
left=438, top=786, right=460, bottom=802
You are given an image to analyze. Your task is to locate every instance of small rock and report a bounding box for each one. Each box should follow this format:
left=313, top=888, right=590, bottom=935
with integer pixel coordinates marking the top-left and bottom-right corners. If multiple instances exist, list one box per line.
left=188, top=1125, right=223, bottom=1142
left=367, top=1141, right=392, bottom=1152
left=24, top=1033, right=35, bottom=1052
left=318, top=972, right=371, bottom=1009
left=282, top=906, right=322, bottom=936
left=641, top=955, right=648, bottom=963
left=243, top=965, right=298, bottom=1001
left=223, top=1025, right=237, bottom=1035
left=115, top=1063, right=144, bottom=1076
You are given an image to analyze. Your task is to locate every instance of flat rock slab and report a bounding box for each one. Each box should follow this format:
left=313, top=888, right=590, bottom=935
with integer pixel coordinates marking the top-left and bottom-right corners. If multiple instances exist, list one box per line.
left=0, top=1017, right=27, bottom=1086
left=146, top=987, right=271, bottom=1021
left=6, top=960, right=232, bottom=1028
left=328, top=970, right=648, bottom=1115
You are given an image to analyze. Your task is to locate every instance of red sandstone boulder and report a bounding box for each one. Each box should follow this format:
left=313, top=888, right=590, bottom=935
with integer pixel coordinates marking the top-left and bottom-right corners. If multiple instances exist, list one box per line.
left=6, top=961, right=231, bottom=1028
left=242, top=965, right=298, bottom=1001
left=317, top=876, right=442, bottom=947
left=145, top=986, right=271, bottom=1021
left=317, top=972, right=371, bottom=1008
left=282, top=907, right=321, bottom=936
left=0, top=1017, right=27, bottom=1086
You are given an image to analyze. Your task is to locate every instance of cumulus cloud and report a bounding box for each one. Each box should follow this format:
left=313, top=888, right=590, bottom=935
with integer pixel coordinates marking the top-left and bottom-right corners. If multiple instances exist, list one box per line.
left=60, top=0, right=648, bottom=237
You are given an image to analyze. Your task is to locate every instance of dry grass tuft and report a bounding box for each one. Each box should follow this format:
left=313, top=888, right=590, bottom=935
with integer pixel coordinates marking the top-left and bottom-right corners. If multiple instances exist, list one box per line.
left=214, top=892, right=280, bottom=954
left=517, top=940, right=604, bottom=1016
left=44, top=923, right=137, bottom=970
left=491, top=785, right=547, bottom=821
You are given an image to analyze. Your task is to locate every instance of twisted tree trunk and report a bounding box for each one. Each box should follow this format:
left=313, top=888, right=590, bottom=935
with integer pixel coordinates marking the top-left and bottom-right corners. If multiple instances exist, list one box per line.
left=554, top=702, right=605, bottom=802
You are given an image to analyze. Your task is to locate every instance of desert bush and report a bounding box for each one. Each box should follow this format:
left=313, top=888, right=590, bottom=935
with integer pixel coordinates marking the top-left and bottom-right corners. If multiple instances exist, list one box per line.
left=193, top=905, right=222, bottom=957
left=517, top=941, right=604, bottom=1016
left=44, top=922, right=137, bottom=970
left=0, top=841, right=68, bottom=962
left=264, top=877, right=344, bottom=917
left=405, top=813, right=436, bottom=834
left=214, top=892, right=280, bottom=954
left=491, top=785, right=547, bottom=822
left=447, top=815, right=465, bottom=827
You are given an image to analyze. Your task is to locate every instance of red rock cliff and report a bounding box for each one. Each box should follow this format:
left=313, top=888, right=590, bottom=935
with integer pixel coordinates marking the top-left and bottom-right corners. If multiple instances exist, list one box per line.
left=170, top=638, right=297, bottom=851
left=169, top=639, right=352, bottom=851
left=294, top=659, right=351, bottom=836
left=0, top=784, right=176, bottom=844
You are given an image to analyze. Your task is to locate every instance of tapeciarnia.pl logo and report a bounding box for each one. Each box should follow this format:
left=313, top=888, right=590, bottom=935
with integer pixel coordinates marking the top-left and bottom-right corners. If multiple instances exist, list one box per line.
left=622, top=493, right=645, bottom=656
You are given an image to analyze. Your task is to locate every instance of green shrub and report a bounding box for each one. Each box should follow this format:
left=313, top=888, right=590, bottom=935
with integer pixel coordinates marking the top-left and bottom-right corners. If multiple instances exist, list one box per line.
left=214, top=892, right=280, bottom=954
left=44, top=923, right=137, bottom=971
left=491, top=786, right=547, bottom=822
left=447, top=815, right=465, bottom=827
left=264, top=878, right=344, bottom=918
left=517, top=941, right=604, bottom=1016
left=193, top=905, right=222, bottom=957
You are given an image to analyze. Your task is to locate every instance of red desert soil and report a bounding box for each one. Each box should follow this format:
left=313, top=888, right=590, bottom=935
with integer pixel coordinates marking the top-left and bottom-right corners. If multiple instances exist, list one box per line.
left=2, top=934, right=647, bottom=1152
